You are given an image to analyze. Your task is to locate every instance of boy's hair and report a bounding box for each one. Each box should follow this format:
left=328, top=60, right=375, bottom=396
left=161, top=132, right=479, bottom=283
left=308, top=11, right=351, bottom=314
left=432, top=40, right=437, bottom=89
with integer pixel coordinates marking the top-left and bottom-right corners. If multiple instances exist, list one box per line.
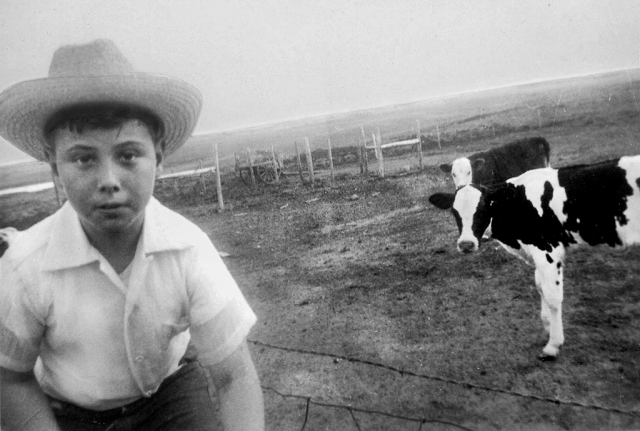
left=44, top=103, right=165, bottom=162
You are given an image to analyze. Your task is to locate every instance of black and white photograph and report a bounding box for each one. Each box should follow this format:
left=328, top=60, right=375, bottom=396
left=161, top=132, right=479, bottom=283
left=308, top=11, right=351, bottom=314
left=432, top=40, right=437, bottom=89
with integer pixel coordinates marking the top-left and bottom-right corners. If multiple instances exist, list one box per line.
left=1, top=1, right=639, bottom=430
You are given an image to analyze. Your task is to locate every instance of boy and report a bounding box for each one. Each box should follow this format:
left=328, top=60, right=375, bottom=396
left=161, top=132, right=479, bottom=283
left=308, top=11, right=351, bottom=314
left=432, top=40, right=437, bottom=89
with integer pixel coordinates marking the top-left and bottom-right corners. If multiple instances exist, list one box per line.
left=0, top=39, right=264, bottom=430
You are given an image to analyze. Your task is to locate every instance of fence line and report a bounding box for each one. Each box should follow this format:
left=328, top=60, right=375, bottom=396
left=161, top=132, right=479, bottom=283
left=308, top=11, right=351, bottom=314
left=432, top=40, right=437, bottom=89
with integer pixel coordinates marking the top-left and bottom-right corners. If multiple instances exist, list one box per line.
left=262, top=385, right=476, bottom=431
left=233, top=120, right=432, bottom=188
left=358, top=120, right=423, bottom=177
left=248, top=339, right=640, bottom=418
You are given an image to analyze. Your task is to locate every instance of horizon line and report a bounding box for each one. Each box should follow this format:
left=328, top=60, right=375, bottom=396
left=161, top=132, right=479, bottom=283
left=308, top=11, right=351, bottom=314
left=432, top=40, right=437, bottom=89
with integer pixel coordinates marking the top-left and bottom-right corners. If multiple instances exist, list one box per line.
left=194, top=66, right=639, bottom=137
left=2, top=66, right=638, bottom=167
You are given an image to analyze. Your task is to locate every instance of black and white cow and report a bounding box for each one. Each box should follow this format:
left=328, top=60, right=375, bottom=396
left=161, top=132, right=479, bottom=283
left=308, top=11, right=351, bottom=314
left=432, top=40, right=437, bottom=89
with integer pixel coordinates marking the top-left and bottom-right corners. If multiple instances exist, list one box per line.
left=440, top=137, right=551, bottom=189
left=429, top=156, right=640, bottom=359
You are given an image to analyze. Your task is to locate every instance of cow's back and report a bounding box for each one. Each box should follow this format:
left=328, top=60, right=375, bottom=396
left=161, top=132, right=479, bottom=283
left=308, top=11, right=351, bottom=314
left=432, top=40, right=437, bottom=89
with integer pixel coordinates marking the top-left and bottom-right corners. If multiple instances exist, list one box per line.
left=495, top=156, right=640, bottom=251
left=472, top=137, right=550, bottom=187
left=559, top=155, right=640, bottom=247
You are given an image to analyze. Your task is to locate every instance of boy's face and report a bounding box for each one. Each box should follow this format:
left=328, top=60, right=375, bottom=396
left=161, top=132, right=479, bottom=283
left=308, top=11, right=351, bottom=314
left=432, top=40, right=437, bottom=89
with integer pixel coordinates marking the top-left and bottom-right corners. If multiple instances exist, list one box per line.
left=51, top=120, right=161, bottom=240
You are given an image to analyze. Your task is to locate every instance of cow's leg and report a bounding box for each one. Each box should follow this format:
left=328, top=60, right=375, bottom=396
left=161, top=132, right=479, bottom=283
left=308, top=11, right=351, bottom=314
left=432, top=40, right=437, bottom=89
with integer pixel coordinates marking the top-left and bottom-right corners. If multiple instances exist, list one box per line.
left=535, top=268, right=551, bottom=335
left=531, top=248, right=565, bottom=359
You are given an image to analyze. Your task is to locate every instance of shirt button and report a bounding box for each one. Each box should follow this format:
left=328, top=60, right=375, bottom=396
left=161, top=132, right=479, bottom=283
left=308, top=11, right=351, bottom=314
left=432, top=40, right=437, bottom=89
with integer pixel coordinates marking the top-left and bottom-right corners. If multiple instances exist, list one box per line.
left=144, top=391, right=153, bottom=397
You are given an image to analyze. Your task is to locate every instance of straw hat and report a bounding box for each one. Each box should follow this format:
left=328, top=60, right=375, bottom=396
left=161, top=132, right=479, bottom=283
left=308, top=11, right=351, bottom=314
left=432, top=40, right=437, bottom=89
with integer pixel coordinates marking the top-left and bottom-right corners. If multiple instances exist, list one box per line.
left=0, top=39, right=202, bottom=161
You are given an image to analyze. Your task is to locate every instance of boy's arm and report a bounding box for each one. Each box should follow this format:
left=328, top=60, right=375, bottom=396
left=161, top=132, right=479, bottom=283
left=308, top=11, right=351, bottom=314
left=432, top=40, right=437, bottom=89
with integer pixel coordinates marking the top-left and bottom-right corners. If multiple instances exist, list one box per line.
left=206, top=340, right=264, bottom=431
left=0, top=367, right=61, bottom=431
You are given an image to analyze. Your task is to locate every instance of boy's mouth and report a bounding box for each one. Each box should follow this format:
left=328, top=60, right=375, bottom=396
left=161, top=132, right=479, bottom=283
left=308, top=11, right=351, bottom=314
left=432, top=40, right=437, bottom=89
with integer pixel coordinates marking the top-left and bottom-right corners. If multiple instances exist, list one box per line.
left=97, top=203, right=126, bottom=211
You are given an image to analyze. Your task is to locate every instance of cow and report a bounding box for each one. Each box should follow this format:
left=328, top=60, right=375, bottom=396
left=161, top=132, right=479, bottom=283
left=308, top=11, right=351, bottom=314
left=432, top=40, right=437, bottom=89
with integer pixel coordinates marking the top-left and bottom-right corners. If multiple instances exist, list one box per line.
left=440, top=137, right=551, bottom=189
left=428, top=155, right=640, bottom=360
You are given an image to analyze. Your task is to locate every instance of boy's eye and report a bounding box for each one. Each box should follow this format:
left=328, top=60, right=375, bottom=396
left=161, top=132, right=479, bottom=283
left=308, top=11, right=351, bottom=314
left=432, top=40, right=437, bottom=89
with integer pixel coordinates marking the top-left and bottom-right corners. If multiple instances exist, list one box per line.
left=120, top=152, right=138, bottom=163
left=74, top=155, right=95, bottom=166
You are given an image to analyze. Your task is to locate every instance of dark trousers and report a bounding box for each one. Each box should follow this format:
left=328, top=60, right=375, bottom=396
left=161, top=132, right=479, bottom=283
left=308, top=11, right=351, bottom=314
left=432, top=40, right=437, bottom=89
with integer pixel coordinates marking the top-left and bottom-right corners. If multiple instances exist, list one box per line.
left=50, top=352, right=221, bottom=431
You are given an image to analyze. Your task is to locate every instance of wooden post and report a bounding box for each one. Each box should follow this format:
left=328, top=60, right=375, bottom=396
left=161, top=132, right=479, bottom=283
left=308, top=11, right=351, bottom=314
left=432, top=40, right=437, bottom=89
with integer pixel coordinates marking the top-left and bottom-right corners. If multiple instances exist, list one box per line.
left=416, top=120, right=423, bottom=170
left=271, top=145, right=280, bottom=184
left=304, top=137, right=314, bottom=186
left=246, top=148, right=256, bottom=186
left=360, top=125, right=367, bottom=175
left=436, top=124, right=442, bottom=150
left=376, top=129, right=384, bottom=178
left=51, top=170, right=62, bottom=208
left=295, top=142, right=304, bottom=183
left=215, top=143, right=224, bottom=211
left=372, top=133, right=378, bottom=158
left=327, top=138, right=335, bottom=186
left=357, top=130, right=363, bottom=174
left=363, top=142, right=369, bottom=175
left=234, top=152, right=240, bottom=173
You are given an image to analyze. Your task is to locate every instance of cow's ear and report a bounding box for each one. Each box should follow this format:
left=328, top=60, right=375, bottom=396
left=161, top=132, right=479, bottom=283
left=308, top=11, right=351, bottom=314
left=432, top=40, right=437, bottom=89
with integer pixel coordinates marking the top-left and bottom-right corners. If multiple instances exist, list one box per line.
left=429, top=193, right=455, bottom=210
left=439, top=163, right=452, bottom=173
left=472, top=158, right=485, bottom=171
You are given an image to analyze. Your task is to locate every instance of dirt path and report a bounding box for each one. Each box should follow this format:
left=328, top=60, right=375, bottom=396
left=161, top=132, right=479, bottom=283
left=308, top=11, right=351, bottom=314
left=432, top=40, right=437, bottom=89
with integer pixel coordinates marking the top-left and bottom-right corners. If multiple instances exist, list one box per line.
left=174, top=164, right=640, bottom=431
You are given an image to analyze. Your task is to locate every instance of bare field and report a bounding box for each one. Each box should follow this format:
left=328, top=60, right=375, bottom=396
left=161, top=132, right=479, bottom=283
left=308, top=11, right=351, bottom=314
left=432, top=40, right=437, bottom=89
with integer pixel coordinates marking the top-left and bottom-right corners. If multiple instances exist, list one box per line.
left=2, top=72, right=640, bottom=430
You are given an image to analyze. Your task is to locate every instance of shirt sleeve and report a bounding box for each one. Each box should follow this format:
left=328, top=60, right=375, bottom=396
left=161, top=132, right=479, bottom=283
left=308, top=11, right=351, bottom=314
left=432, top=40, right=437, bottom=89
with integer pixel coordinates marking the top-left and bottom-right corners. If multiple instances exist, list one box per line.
left=0, top=256, right=46, bottom=372
left=185, top=233, right=257, bottom=366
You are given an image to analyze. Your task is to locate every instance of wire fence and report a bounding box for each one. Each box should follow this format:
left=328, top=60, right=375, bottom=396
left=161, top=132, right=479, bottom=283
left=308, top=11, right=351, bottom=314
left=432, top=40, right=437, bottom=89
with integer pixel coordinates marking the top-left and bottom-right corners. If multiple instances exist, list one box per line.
left=248, top=338, right=640, bottom=430
left=263, top=385, right=475, bottom=431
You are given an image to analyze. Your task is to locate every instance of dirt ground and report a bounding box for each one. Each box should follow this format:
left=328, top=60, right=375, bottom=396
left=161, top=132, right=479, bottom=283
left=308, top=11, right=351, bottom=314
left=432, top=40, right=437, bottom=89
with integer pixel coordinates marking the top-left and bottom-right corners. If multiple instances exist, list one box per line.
left=3, top=129, right=640, bottom=430
left=159, top=138, right=640, bottom=430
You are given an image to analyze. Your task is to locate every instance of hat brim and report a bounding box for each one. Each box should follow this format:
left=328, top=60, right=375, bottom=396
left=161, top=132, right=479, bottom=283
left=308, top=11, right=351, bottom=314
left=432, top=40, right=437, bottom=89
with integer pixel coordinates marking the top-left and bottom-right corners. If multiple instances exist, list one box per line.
left=0, top=73, right=202, bottom=161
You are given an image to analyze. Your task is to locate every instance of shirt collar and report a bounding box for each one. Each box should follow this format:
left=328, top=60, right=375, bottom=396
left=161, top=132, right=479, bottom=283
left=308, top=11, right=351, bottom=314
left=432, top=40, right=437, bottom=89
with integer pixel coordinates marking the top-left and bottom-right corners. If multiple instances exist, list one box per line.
left=141, top=197, right=194, bottom=254
left=42, top=197, right=192, bottom=271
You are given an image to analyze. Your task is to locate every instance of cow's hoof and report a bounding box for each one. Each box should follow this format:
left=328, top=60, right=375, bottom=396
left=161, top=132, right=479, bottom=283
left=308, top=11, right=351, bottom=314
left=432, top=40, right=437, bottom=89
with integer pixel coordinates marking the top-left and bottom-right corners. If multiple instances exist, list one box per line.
left=538, top=353, right=557, bottom=362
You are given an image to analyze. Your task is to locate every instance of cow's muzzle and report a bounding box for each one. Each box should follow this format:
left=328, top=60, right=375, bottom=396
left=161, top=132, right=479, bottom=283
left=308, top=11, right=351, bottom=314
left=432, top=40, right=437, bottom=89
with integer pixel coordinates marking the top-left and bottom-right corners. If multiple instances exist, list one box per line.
left=457, top=240, right=477, bottom=254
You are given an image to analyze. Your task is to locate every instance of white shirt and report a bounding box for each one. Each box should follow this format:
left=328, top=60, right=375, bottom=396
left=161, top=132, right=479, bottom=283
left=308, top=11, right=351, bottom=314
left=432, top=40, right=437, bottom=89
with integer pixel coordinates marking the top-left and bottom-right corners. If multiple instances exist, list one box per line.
left=0, top=198, right=256, bottom=410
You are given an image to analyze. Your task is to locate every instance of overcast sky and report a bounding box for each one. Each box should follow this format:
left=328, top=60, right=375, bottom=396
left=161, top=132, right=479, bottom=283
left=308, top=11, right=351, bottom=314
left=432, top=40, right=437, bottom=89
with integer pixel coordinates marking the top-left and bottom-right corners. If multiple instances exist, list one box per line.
left=0, top=0, right=638, bottom=164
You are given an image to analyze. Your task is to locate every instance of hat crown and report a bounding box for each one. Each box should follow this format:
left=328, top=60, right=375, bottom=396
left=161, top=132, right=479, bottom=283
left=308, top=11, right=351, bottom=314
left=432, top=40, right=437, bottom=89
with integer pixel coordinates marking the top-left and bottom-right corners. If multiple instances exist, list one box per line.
left=48, top=39, right=134, bottom=77
left=0, top=38, right=202, bottom=162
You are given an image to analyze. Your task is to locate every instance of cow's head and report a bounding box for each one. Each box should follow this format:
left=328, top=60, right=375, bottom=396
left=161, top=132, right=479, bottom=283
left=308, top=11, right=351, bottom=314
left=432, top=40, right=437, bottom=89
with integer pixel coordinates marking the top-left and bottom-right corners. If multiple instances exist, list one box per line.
left=439, top=157, right=485, bottom=189
left=429, top=184, right=494, bottom=253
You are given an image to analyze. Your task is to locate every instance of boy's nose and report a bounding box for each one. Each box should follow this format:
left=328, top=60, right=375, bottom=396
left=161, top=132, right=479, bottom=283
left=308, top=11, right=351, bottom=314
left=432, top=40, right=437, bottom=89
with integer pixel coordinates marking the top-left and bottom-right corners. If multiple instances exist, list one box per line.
left=98, top=162, right=121, bottom=193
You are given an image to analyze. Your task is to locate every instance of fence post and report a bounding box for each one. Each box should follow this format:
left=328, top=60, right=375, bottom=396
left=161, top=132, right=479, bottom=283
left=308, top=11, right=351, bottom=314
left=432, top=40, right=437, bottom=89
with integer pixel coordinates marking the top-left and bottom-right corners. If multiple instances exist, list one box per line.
left=271, top=145, right=280, bottom=184
left=304, top=137, right=315, bottom=186
left=436, top=124, right=442, bottom=150
left=357, top=133, right=363, bottom=174
left=376, top=129, right=384, bottom=178
left=416, top=120, right=423, bottom=170
left=51, top=170, right=62, bottom=208
left=246, top=148, right=256, bottom=186
left=214, top=142, right=224, bottom=211
left=295, top=141, right=304, bottom=183
left=360, top=125, right=367, bottom=175
left=328, top=138, right=335, bottom=186
left=372, top=133, right=378, bottom=158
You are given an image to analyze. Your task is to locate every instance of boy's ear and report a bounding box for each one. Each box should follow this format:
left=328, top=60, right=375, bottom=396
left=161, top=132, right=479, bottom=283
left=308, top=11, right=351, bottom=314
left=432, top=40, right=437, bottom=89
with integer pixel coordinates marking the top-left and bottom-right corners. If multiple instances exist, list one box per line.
left=428, top=192, right=456, bottom=210
left=50, top=162, right=59, bottom=177
left=155, top=151, right=164, bottom=168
